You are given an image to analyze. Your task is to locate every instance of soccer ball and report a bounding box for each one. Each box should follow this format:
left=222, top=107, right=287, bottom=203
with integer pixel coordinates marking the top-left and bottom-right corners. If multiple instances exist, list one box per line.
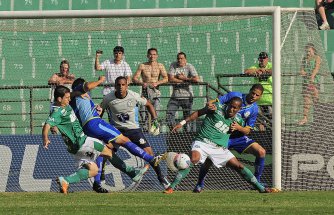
left=166, top=152, right=191, bottom=171
left=174, top=153, right=191, bottom=170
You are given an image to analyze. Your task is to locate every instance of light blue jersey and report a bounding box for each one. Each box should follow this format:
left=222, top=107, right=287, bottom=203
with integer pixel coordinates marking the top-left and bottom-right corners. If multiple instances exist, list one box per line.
left=70, top=96, right=100, bottom=127
left=218, top=91, right=259, bottom=153
left=70, top=84, right=121, bottom=144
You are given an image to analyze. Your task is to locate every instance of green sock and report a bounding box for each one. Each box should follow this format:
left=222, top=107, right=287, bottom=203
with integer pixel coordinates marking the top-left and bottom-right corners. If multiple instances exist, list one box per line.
left=240, top=167, right=265, bottom=192
left=109, top=152, right=136, bottom=178
left=64, top=168, right=89, bottom=184
left=170, top=163, right=193, bottom=189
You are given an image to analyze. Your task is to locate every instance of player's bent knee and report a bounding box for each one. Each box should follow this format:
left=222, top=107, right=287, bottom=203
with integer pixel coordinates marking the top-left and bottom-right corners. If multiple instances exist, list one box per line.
left=190, top=151, right=201, bottom=164
left=227, top=157, right=244, bottom=171
left=250, top=142, right=266, bottom=157
left=191, top=158, right=200, bottom=165
left=105, top=142, right=114, bottom=150
left=114, top=134, right=129, bottom=145
left=87, top=163, right=99, bottom=177
left=101, top=146, right=112, bottom=158
left=257, top=147, right=266, bottom=157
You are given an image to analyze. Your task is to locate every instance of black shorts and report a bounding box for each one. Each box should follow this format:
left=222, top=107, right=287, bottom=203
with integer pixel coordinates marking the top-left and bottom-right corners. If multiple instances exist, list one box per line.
left=119, top=128, right=151, bottom=149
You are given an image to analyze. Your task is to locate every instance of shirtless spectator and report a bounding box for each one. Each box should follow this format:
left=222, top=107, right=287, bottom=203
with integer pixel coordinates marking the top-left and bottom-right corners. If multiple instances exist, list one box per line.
left=48, top=60, right=75, bottom=87
left=132, top=48, right=168, bottom=129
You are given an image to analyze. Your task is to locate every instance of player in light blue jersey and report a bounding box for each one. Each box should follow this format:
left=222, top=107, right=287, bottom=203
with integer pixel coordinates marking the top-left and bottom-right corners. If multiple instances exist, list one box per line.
left=193, top=84, right=266, bottom=192
left=70, top=76, right=167, bottom=192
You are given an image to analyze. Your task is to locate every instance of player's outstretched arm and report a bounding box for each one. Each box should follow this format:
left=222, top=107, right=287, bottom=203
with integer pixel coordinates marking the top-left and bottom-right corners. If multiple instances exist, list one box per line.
left=42, top=123, right=52, bottom=149
left=48, top=74, right=58, bottom=85
left=206, top=99, right=218, bottom=111
left=172, top=107, right=208, bottom=133
left=84, top=76, right=106, bottom=91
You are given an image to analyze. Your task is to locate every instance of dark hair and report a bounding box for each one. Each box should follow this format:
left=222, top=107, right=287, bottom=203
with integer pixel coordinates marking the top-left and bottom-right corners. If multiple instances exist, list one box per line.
left=113, top=46, right=124, bottom=53
left=72, top=78, right=86, bottom=92
left=229, top=96, right=243, bottom=106
left=147, top=48, right=158, bottom=55
left=54, top=85, right=70, bottom=100
left=305, top=43, right=317, bottom=54
left=60, top=60, right=70, bottom=68
left=177, top=52, right=187, bottom=59
left=250, top=83, right=264, bottom=93
left=115, top=76, right=128, bottom=85
left=258, top=52, right=268, bottom=59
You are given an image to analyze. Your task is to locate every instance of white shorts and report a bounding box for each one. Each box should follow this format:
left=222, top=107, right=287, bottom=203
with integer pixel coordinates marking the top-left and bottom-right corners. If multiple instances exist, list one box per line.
left=191, top=140, right=235, bottom=168
left=73, top=137, right=104, bottom=169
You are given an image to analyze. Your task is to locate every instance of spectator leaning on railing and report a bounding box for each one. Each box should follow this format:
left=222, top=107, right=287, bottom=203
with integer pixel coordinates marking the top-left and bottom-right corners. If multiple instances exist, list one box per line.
left=132, top=48, right=168, bottom=129
left=244, top=52, right=272, bottom=131
left=166, top=52, right=199, bottom=132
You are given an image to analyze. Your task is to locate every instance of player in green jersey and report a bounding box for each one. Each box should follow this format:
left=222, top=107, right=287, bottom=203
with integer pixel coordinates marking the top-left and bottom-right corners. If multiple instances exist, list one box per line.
left=164, top=97, right=279, bottom=194
left=42, top=85, right=146, bottom=194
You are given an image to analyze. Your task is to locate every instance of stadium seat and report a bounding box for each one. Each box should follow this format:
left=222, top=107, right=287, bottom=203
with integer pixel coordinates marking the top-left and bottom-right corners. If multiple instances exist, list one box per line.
left=42, top=0, right=69, bottom=10
left=150, top=36, right=178, bottom=57
left=0, top=0, right=10, bottom=10
left=210, top=32, right=237, bottom=55
left=214, top=53, right=242, bottom=73
left=216, top=0, right=243, bottom=7
left=239, top=32, right=269, bottom=53
left=71, top=0, right=98, bottom=10
left=187, top=0, right=214, bottom=8
left=130, top=0, right=156, bottom=9
left=302, top=0, right=316, bottom=8
left=273, top=0, right=300, bottom=7
left=14, top=0, right=39, bottom=10
left=101, top=0, right=127, bottom=9
left=244, top=0, right=272, bottom=7
left=61, top=32, right=88, bottom=55
left=179, top=33, right=207, bottom=57
left=159, top=0, right=185, bottom=8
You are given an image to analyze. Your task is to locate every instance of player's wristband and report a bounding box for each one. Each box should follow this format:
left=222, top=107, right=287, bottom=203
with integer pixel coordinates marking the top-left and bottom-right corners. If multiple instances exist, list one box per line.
left=180, top=120, right=187, bottom=126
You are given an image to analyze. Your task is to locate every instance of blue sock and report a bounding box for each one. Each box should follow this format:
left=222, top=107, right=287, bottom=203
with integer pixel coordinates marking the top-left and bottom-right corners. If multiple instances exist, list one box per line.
left=124, top=141, right=154, bottom=162
left=254, top=157, right=265, bottom=182
left=94, top=156, right=104, bottom=185
left=197, top=165, right=209, bottom=187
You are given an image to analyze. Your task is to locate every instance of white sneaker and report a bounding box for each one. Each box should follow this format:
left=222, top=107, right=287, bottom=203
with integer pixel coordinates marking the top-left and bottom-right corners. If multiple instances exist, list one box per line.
left=319, top=22, right=330, bottom=30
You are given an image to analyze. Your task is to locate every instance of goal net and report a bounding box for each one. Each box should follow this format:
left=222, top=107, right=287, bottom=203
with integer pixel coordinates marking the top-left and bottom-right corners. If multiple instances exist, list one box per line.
left=0, top=8, right=333, bottom=192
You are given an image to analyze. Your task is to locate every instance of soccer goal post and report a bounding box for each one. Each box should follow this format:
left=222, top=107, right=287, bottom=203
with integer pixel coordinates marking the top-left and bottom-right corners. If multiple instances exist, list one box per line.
left=1, top=7, right=333, bottom=192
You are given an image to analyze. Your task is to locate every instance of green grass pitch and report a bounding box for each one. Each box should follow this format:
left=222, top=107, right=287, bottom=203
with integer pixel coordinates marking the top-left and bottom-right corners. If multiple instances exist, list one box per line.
left=0, top=190, right=334, bottom=215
